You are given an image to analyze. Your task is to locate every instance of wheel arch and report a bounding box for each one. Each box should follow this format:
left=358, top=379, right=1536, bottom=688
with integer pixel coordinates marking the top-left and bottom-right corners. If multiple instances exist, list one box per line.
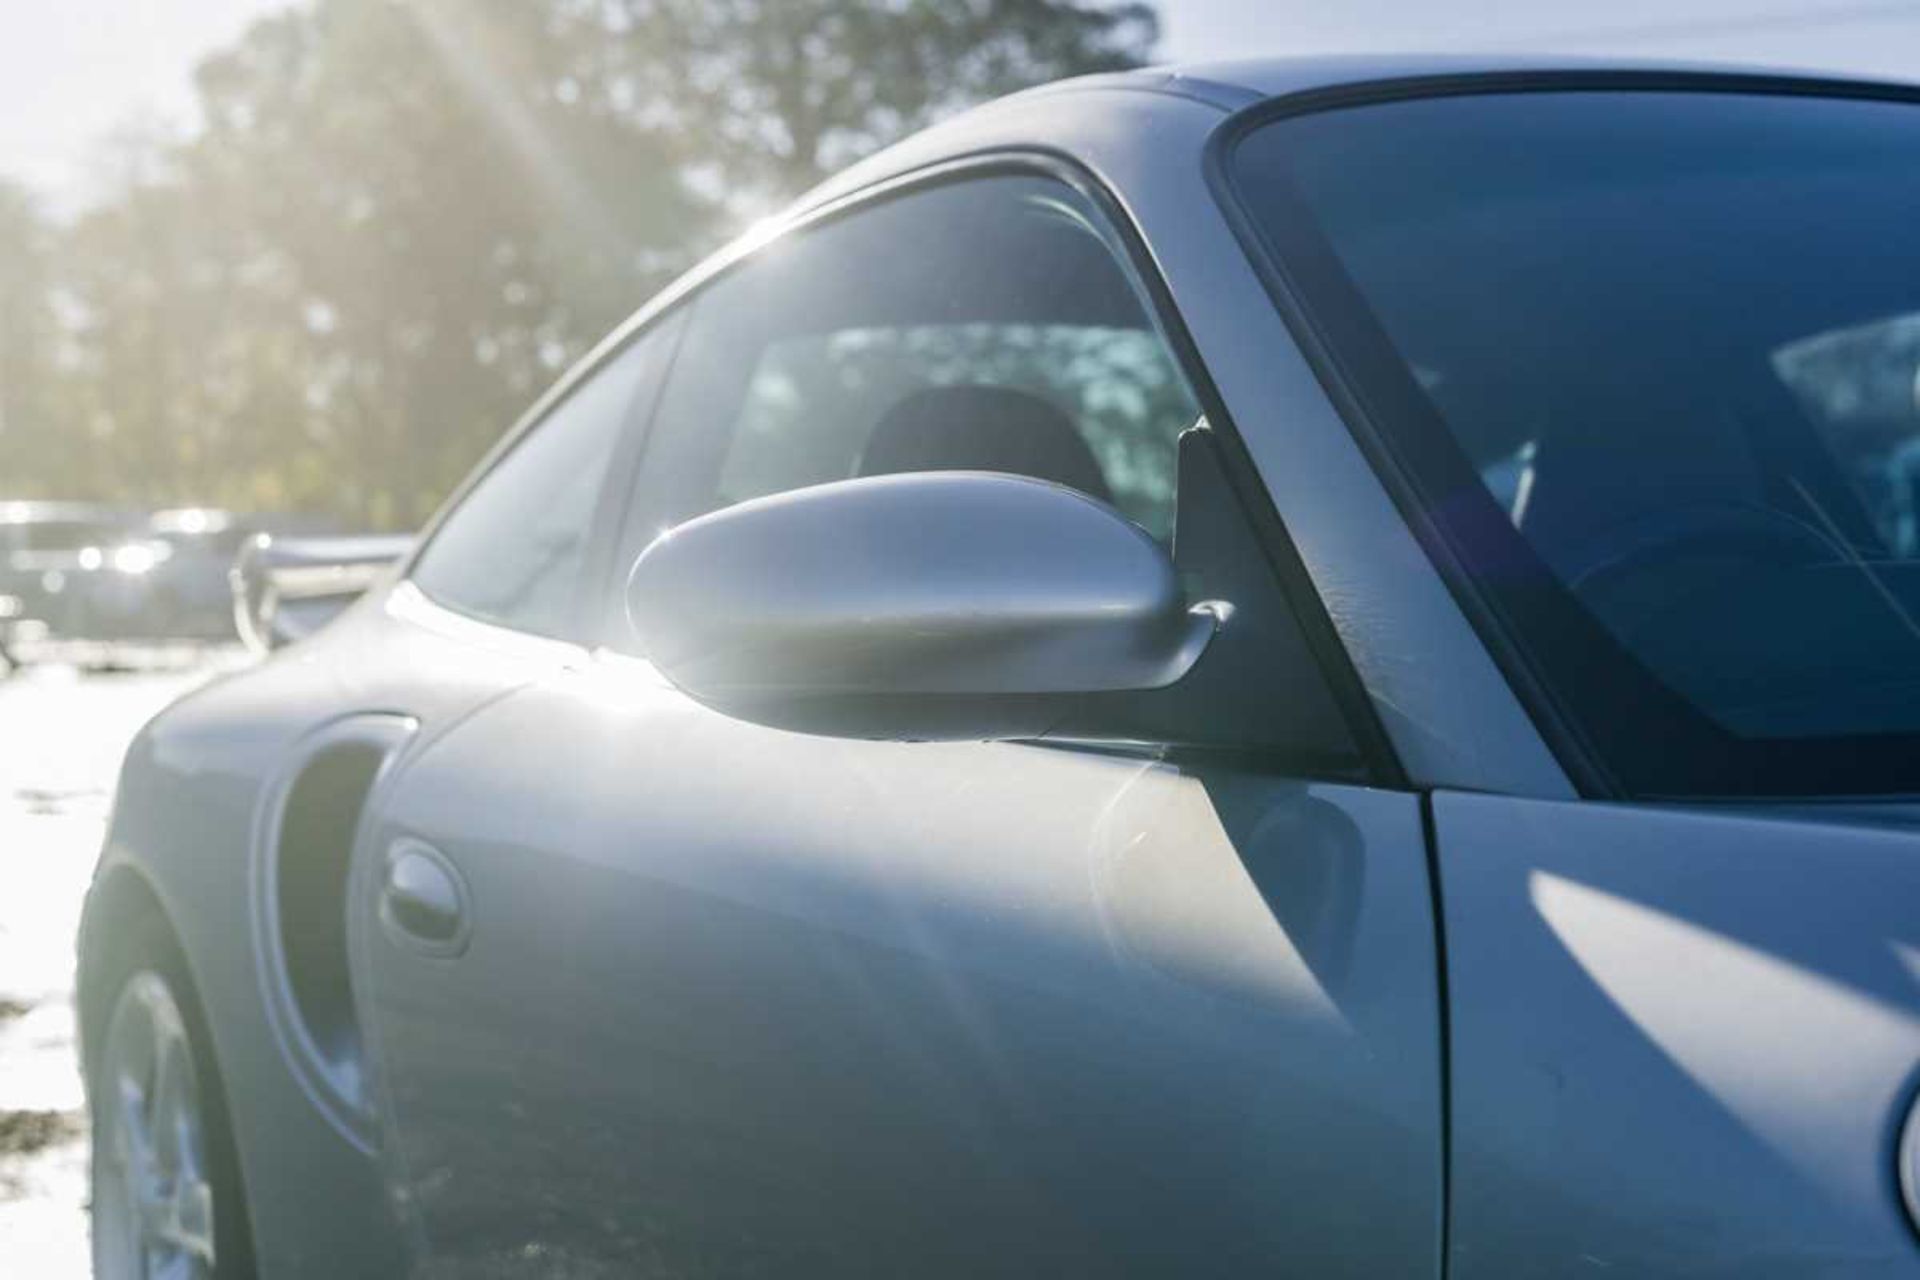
left=77, top=856, right=263, bottom=1276
left=77, top=860, right=190, bottom=1079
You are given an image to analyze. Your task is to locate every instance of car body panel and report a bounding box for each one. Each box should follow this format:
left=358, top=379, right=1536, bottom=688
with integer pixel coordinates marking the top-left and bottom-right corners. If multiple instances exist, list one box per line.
left=352, top=654, right=1444, bottom=1276
left=1436, top=790, right=1920, bottom=1277
left=82, top=592, right=584, bottom=1275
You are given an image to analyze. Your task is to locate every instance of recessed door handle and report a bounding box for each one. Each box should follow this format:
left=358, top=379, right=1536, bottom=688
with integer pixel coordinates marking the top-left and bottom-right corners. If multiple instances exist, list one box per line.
left=379, top=839, right=471, bottom=956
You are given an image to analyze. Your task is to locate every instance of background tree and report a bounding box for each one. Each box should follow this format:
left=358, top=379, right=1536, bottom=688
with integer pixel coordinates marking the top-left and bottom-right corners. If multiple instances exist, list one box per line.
left=5, top=0, right=1159, bottom=526
left=573, top=0, right=1159, bottom=201
left=0, top=181, right=59, bottom=484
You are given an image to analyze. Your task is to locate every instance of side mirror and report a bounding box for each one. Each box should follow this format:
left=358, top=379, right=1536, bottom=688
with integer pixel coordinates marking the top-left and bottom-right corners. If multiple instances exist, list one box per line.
left=627, top=472, right=1220, bottom=739
left=231, top=533, right=414, bottom=654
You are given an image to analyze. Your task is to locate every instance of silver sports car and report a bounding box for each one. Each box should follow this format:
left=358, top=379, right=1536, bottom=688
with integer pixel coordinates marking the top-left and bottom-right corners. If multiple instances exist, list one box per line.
left=80, top=55, right=1920, bottom=1278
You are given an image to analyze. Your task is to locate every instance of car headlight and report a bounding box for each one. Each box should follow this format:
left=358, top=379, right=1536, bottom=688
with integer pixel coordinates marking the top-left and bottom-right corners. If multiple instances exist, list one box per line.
left=110, top=543, right=171, bottom=575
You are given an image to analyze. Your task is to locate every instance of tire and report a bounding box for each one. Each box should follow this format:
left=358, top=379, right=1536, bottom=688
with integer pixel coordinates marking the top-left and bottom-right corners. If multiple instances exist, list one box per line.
left=87, top=911, right=257, bottom=1279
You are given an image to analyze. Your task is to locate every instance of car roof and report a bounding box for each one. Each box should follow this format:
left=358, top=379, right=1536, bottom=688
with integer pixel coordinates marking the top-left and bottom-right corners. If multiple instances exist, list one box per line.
left=0, top=500, right=139, bottom=526
left=1046, top=50, right=1917, bottom=109
left=793, top=51, right=1916, bottom=213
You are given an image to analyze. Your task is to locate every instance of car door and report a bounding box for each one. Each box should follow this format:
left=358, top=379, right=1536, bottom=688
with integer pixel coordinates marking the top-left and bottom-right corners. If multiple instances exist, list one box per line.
left=1436, top=795, right=1920, bottom=1278
left=352, top=166, right=1446, bottom=1277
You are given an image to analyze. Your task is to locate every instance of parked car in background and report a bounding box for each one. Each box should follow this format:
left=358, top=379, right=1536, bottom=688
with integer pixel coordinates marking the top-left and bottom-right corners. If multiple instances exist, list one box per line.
left=229, top=531, right=416, bottom=654
left=4, top=507, right=374, bottom=660
left=140, top=509, right=266, bottom=640
left=0, top=500, right=142, bottom=660
left=81, top=58, right=1920, bottom=1279
left=39, top=508, right=260, bottom=648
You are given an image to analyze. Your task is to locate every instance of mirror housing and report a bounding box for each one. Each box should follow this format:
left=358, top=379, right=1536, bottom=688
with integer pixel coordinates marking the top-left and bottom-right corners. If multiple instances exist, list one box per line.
left=627, top=472, right=1219, bottom=739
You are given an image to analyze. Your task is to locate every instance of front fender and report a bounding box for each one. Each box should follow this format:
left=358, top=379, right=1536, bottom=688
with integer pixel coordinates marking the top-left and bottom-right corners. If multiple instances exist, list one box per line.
left=81, top=652, right=408, bottom=1277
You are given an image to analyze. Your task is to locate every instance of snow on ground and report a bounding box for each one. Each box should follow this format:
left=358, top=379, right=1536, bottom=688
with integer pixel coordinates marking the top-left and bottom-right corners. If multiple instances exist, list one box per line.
left=0, top=652, right=243, bottom=1277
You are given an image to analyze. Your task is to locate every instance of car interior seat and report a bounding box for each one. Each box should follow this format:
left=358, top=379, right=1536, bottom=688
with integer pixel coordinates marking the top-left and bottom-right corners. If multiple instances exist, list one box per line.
left=856, top=384, right=1113, bottom=504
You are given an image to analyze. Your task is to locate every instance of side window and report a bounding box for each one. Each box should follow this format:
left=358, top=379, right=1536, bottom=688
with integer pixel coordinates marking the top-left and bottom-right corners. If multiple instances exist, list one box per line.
left=412, top=333, right=657, bottom=639
left=618, top=174, right=1202, bottom=573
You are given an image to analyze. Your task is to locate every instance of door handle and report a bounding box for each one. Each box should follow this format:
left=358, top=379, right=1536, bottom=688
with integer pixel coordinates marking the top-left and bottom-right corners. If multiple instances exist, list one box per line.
left=379, top=838, right=471, bottom=956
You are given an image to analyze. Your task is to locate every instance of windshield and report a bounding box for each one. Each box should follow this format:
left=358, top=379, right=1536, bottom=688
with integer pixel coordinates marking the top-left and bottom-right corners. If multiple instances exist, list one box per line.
left=1230, top=87, right=1920, bottom=798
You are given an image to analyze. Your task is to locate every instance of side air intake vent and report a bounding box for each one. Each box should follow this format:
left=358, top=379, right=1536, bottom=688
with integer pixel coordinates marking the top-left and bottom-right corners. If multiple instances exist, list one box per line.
left=254, top=714, right=415, bottom=1150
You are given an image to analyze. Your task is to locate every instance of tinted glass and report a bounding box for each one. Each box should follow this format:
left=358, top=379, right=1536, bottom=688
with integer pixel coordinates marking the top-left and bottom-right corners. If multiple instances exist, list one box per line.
left=620, top=174, right=1200, bottom=571
left=1233, top=90, right=1920, bottom=796
left=412, top=336, right=652, bottom=639
left=18, top=520, right=125, bottom=553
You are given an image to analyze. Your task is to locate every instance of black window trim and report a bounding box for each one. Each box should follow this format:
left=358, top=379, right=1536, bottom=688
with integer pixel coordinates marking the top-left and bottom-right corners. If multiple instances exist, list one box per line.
left=578, top=308, right=688, bottom=642
left=398, top=308, right=687, bottom=645
left=1205, top=69, right=1920, bottom=801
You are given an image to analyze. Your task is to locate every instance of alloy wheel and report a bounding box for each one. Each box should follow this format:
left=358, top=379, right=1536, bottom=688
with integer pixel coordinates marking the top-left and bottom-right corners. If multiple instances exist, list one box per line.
left=93, top=971, right=217, bottom=1279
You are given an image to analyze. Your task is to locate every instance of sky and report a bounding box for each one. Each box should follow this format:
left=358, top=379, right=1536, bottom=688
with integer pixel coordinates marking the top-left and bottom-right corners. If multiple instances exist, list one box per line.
left=0, top=0, right=1916, bottom=211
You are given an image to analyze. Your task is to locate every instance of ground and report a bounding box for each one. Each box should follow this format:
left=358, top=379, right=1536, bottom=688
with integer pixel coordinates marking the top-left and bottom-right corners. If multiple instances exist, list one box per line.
left=0, top=652, right=240, bottom=1276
